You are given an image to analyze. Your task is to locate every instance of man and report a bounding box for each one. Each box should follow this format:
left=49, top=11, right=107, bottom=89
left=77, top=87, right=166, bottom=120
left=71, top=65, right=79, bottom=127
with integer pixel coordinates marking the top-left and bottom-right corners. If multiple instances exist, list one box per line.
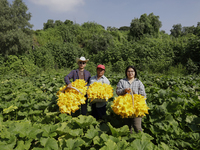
left=64, top=56, right=91, bottom=115
left=89, top=64, right=110, bottom=120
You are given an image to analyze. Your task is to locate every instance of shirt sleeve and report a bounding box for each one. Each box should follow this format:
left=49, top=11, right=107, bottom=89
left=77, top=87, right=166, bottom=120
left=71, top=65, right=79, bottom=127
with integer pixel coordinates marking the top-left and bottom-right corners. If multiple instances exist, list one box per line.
left=64, top=70, right=74, bottom=85
left=116, top=79, right=126, bottom=96
left=138, top=80, right=146, bottom=98
left=104, top=77, right=110, bottom=85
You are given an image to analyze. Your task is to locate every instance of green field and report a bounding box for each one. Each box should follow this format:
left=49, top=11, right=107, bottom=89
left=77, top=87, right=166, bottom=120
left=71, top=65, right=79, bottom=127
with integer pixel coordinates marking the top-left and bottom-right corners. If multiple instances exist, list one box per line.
left=1, top=70, right=200, bottom=150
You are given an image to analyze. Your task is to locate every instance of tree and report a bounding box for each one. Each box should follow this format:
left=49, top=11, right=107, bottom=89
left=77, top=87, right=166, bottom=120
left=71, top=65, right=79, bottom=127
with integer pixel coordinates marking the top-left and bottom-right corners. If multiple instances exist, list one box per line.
left=64, top=19, right=73, bottom=26
left=54, top=20, right=63, bottom=27
left=129, top=13, right=162, bottom=39
left=182, top=26, right=195, bottom=35
left=118, top=26, right=130, bottom=31
left=0, top=0, right=33, bottom=56
left=170, top=24, right=182, bottom=37
left=43, top=19, right=55, bottom=30
left=194, top=22, right=200, bottom=36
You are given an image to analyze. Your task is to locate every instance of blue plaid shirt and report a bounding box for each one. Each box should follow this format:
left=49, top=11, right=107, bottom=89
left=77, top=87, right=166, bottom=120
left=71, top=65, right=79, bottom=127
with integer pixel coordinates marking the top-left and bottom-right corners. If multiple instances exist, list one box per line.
left=64, top=69, right=91, bottom=85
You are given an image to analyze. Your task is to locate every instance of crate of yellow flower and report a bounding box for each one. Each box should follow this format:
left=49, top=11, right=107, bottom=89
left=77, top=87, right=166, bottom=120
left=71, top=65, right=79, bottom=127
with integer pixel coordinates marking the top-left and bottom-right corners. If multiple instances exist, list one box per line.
left=111, top=93, right=149, bottom=118
left=87, top=82, right=113, bottom=103
left=56, top=79, right=87, bottom=115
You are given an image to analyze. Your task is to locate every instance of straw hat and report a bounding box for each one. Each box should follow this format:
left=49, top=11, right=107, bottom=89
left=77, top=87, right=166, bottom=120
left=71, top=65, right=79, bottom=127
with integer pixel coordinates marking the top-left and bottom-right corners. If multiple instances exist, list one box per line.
left=76, top=56, right=89, bottom=64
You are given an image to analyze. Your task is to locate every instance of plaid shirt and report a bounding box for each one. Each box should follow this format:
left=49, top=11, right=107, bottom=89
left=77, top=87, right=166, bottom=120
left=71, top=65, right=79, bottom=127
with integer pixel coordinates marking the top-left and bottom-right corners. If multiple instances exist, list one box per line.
left=64, top=69, right=91, bottom=85
left=116, top=78, right=146, bottom=97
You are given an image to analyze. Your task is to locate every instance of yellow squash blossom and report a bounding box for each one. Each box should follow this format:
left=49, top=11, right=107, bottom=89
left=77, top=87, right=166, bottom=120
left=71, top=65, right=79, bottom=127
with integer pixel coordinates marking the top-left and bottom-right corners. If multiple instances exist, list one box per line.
left=111, top=94, right=149, bottom=118
left=87, top=82, right=113, bottom=102
left=57, top=79, right=87, bottom=115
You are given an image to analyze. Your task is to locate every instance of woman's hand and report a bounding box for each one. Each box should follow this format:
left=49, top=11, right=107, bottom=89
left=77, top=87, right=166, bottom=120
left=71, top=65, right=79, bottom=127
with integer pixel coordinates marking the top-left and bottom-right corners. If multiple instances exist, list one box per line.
left=125, top=88, right=131, bottom=94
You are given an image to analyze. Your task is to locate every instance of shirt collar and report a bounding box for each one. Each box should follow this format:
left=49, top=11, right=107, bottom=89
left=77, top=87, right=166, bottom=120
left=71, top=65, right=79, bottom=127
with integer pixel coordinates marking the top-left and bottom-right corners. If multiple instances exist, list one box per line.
left=95, top=75, right=105, bottom=79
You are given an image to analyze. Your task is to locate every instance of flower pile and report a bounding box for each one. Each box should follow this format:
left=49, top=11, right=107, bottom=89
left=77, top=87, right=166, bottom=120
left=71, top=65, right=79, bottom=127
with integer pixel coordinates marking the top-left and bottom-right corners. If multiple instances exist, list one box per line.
left=57, top=79, right=87, bottom=114
left=111, top=94, right=149, bottom=118
left=87, top=82, right=113, bottom=102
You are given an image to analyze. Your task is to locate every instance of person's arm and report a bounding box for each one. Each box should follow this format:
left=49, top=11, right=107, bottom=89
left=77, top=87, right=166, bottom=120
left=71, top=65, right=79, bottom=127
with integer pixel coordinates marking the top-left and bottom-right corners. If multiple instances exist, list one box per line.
left=116, top=80, right=127, bottom=96
left=104, top=77, right=110, bottom=85
left=138, top=81, right=146, bottom=98
left=64, top=70, right=74, bottom=87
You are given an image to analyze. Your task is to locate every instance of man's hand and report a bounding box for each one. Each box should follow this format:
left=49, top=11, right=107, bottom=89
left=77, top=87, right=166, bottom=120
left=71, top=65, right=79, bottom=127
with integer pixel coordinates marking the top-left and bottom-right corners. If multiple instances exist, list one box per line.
left=67, top=83, right=72, bottom=88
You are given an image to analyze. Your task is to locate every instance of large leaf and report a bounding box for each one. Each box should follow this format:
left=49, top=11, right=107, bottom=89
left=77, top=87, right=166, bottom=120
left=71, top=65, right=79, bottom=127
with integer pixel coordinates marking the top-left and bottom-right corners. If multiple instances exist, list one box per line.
left=99, top=139, right=118, bottom=150
left=56, top=122, right=83, bottom=137
left=15, top=139, right=32, bottom=150
left=0, top=136, right=16, bottom=150
left=130, top=139, right=155, bottom=150
left=186, top=115, right=200, bottom=132
left=71, top=115, right=98, bottom=129
left=64, top=138, right=85, bottom=150
left=129, top=131, right=154, bottom=141
left=100, top=133, right=120, bottom=143
left=40, top=137, right=58, bottom=150
left=85, top=129, right=99, bottom=139
left=107, top=122, right=129, bottom=137
left=157, top=142, right=171, bottom=150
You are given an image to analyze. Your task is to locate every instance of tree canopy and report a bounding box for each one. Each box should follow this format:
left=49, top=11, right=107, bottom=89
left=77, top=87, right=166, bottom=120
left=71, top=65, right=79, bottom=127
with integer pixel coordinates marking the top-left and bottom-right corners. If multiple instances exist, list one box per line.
left=129, top=13, right=162, bottom=39
left=0, top=0, right=33, bottom=56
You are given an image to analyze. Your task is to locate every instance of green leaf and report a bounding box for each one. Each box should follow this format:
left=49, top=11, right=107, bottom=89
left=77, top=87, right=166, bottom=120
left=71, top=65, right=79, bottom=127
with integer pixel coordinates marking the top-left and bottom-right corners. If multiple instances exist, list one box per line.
left=85, top=129, right=99, bottom=139
left=93, top=136, right=103, bottom=146
left=29, top=110, right=43, bottom=115
left=3, top=105, right=18, bottom=114
left=0, top=136, right=16, bottom=150
left=186, top=115, right=200, bottom=132
left=40, top=137, right=58, bottom=150
left=68, top=128, right=83, bottom=137
left=18, top=111, right=27, bottom=116
left=130, top=139, right=155, bottom=150
left=129, top=132, right=154, bottom=141
left=65, top=138, right=85, bottom=149
left=186, top=115, right=200, bottom=124
left=175, top=140, right=192, bottom=149
left=45, top=112, right=60, bottom=116
left=100, top=133, right=120, bottom=143
left=117, top=140, right=129, bottom=149
left=99, top=139, right=118, bottom=150
left=15, top=139, right=32, bottom=150
left=59, top=113, right=72, bottom=122
left=71, top=115, right=98, bottom=129
left=98, top=123, right=110, bottom=133
left=107, top=122, right=129, bottom=137
left=157, top=142, right=171, bottom=150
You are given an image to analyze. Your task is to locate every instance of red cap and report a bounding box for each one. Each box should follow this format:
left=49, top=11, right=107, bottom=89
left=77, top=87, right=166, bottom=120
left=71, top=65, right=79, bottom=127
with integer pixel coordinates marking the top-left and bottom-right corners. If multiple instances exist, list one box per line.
left=97, top=64, right=105, bottom=70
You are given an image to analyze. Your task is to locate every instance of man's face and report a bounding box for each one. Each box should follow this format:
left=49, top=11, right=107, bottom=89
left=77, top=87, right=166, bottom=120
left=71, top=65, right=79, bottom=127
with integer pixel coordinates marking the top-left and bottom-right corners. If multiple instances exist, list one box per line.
left=97, top=68, right=105, bottom=77
left=78, top=61, right=86, bottom=69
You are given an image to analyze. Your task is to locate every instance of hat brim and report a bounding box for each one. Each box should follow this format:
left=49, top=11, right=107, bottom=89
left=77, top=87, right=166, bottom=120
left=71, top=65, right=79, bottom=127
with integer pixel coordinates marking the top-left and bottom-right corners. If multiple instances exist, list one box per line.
left=76, top=58, right=89, bottom=64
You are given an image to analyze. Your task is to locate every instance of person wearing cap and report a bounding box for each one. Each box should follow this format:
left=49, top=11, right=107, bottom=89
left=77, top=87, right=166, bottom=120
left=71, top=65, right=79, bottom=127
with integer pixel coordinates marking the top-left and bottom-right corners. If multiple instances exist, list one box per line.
left=64, top=56, right=91, bottom=115
left=88, top=64, right=110, bottom=120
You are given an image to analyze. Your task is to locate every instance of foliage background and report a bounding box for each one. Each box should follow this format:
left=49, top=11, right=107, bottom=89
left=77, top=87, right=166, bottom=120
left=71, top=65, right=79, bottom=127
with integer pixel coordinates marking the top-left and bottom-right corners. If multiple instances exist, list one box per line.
left=0, top=0, right=200, bottom=149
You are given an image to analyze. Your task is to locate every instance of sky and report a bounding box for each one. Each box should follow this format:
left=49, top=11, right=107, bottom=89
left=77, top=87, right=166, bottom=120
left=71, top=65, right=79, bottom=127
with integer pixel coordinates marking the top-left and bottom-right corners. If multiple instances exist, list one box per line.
left=8, top=0, right=200, bottom=34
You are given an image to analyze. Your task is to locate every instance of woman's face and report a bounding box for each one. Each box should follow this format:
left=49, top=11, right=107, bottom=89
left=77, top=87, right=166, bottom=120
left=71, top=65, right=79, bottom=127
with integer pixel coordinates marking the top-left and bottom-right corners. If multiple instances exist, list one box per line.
left=127, top=68, right=135, bottom=79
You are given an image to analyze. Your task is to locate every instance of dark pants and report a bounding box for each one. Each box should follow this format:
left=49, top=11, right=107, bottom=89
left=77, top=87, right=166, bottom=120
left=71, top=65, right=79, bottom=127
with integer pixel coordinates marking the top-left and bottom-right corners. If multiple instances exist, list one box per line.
left=91, top=104, right=106, bottom=120
left=81, top=99, right=88, bottom=115
left=127, top=117, right=143, bottom=133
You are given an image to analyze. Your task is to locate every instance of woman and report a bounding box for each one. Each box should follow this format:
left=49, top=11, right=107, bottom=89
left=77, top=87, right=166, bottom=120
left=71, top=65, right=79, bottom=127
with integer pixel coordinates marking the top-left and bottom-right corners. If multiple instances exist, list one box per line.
left=116, top=65, right=146, bottom=133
